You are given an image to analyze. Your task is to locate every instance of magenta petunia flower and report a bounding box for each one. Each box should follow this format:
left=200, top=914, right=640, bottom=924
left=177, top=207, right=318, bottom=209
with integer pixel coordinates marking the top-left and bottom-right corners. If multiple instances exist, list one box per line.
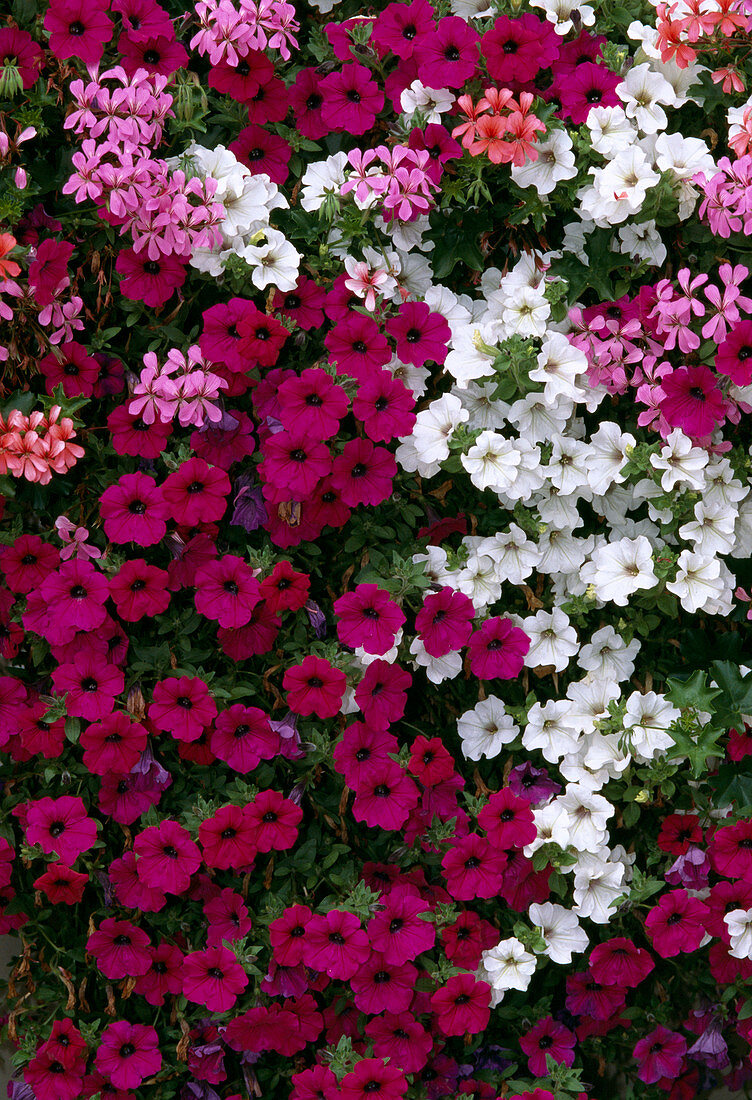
left=95, top=1021, right=162, bottom=1090
left=272, top=276, right=326, bottom=331
left=431, top=973, right=491, bottom=1037
left=715, top=319, right=752, bottom=384
left=368, top=886, right=436, bottom=964
left=320, top=64, right=385, bottom=136
left=326, top=312, right=392, bottom=379
left=194, top=554, right=261, bottom=629
left=387, top=302, right=451, bottom=368
left=244, top=789, right=302, bottom=852
left=0, top=28, right=43, bottom=89
left=38, top=341, right=100, bottom=398
left=283, top=655, right=346, bottom=719
left=372, top=0, right=435, bottom=60
left=589, top=938, right=655, bottom=988
left=107, top=404, right=173, bottom=458
left=208, top=49, right=273, bottom=103
left=210, top=703, right=277, bottom=773
left=519, top=1015, right=576, bottom=1076
left=86, top=917, right=152, bottom=979
left=340, top=1058, right=407, bottom=1100
left=331, top=438, right=397, bottom=508
left=183, top=945, right=249, bottom=1011
left=289, top=67, right=330, bottom=140
left=645, top=889, right=709, bottom=957
left=333, top=722, right=399, bottom=787
left=659, top=364, right=726, bottom=438
left=0, top=534, right=60, bottom=594
left=205, top=887, right=253, bottom=947
left=633, top=1025, right=687, bottom=1084
left=109, top=850, right=167, bottom=912
left=365, top=1013, right=433, bottom=1076
left=115, top=247, right=187, bottom=307
left=118, top=31, right=188, bottom=76
left=413, top=16, right=479, bottom=90
left=415, top=586, right=475, bottom=657
left=39, top=559, right=109, bottom=634
left=148, top=675, right=217, bottom=742
left=334, top=583, right=406, bottom=656
left=99, top=471, right=170, bottom=547
left=351, top=760, right=420, bottom=831
left=302, top=909, right=371, bottom=980
left=556, top=61, right=621, bottom=124
left=24, top=1050, right=85, bottom=1100
left=26, top=794, right=96, bottom=865
left=79, top=712, right=148, bottom=776
left=230, top=123, right=292, bottom=185
left=198, top=803, right=258, bottom=871
left=134, top=818, right=201, bottom=895
left=477, top=788, right=537, bottom=849
left=109, top=559, right=171, bottom=621
left=44, top=0, right=113, bottom=64
left=269, top=903, right=314, bottom=967
left=350, top=951, right=417, bottom=1015
left=260, top=430, right=332, bottom=499
left=352, top=370, right=416, bottom=443
left=354, top=659, right=411, bottom=728
left=482, top=14, right=560, bottom=85
left=161, top=457, right=231, bottom=526
left=441, top=833, right=507, bottom=901
left=133, top=941, right=184, bottom=1006
left=468, top=617, right=530, bottom=680
left=278, top=368, right=349, bottom=439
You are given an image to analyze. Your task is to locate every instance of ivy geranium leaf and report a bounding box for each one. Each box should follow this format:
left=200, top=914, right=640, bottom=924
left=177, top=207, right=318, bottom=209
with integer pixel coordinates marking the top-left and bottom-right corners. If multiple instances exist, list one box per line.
left=666, top=670, right=722, bottom=713
left=710, top=660, right=752, bottom=727
left=708, top=763, right=752, bottom=813
left=667, top=720, right=726, bottom=779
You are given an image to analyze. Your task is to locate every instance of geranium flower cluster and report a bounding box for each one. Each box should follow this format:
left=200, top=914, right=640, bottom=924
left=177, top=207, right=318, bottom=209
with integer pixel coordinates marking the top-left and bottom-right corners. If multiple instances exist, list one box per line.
left=5, top=0, right=752, bottom=1099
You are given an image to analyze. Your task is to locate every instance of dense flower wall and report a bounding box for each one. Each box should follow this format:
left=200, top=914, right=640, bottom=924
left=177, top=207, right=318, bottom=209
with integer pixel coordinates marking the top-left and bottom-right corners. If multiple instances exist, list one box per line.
left=2, top=0, right=752, bottom=1098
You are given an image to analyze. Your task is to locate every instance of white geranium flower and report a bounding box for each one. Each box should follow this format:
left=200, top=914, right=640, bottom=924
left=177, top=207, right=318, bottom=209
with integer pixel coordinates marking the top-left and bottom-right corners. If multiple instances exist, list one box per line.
left=522, top=607, right=580, bottom=673
left=580, top=536, right=658, bottom=606
left=725, top=909, right=752, bottom=960
left=529, top=902, right=589, bottom=964
left=616, top=63, right=676, bottom=134
left=511, top=130, right=577, bottom=194
left=482, top=938, right=537, bottom=993
left=457, top=697, right=519, bottom=760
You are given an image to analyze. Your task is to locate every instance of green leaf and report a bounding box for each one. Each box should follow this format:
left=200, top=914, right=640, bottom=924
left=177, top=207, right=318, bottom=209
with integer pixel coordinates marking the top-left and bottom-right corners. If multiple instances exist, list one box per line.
left=666, top=670, right=722, bottom=712
left=708, top=762, right=752, bottom=813
left=667, top=720, right=726, bottom=778
left=710, top=660, right=752, bottom=728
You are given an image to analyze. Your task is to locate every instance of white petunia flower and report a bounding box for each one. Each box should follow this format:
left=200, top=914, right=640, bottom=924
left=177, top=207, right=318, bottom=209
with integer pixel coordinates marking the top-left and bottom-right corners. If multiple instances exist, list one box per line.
left=523, top=700, right=580, bottom=763
left=241, top=228, right=300, bottom=291
left=457, top=697, right=519, bottom=760
left=530, top=0, right=595, bottom=33
left=524, top=801, right=572, bottom=856
left=522, top=607, right=580, bottom=673
left=616, top=63, right=676, bottom=134
left=587, top=105, right=637, bottom=158
left=461, top=431, right=521, bottom=493
left=556, top=784, right=615, bottom=854
left=479, top=525, right=539, bottom=585
left=580, top=536, right=658, bottom=606
left=585, top=422, right=636, bottom=495
left=666, top=550, right=724, bottom=614
left=409, top=637, right=463, bottom=684
left=725, top=909, right=752, bottom=960
left=577, top=625, right=640, bottom=682
left=572, top=854, right=625, bottom=923
left=481, top=938, right=537, bottom=992
left=511, top=130, right=577, bottom=194
left=530, top=331, right=588, bottom=402
left=529, top=902, right=589, bottom=964
left=501, top=284, right=550, bottom=338
left=300, top=152, right=349, bottom=212
left=624, top=690, right=680, bottom=762
left=618, top=221, right=667, bottom=267
left=400, top=80, right=455, bottom=123
left=410, top=394, right=469, bottom=464
left=678, top=501, right=736, bottom=557
left=651, top=428, right=708, bottom=491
